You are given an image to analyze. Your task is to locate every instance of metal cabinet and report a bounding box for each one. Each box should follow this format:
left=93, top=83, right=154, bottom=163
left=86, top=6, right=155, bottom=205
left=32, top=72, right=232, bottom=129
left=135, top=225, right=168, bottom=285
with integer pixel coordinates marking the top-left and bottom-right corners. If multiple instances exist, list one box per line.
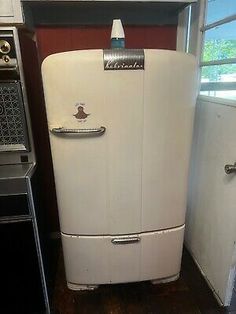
left=0, top=0, right=23, bottom=24
left=0, top=164, right=51, bottom=313
left=22, top=0, right=196, bottom=26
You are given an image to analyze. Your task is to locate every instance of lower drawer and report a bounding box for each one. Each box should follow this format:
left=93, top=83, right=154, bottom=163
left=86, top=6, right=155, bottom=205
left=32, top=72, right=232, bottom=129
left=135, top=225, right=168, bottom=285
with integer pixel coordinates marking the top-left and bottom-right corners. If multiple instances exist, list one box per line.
left=61, top=225, right=184, bottom=286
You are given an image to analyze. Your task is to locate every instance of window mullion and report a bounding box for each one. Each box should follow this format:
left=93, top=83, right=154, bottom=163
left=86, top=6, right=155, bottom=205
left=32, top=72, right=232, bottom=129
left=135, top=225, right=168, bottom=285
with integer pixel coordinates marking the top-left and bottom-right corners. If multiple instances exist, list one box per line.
left=200, top=58, right=236, bottom=67
left=201, top=82, right=236, bottom=91
left=201, top=14, right=236, bottom=31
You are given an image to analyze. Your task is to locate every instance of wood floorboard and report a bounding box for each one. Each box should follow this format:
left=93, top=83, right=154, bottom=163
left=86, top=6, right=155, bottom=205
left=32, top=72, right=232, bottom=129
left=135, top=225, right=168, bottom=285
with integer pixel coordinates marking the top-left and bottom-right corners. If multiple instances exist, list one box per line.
left=53, top=247, right=233, bottom=314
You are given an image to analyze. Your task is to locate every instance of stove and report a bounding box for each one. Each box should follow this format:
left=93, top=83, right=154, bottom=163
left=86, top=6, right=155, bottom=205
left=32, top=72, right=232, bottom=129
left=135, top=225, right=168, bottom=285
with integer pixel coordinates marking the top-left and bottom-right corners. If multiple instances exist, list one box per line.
left=0, top=27, right=34, bottom=163
left=0, top=27, right=51, bottom=313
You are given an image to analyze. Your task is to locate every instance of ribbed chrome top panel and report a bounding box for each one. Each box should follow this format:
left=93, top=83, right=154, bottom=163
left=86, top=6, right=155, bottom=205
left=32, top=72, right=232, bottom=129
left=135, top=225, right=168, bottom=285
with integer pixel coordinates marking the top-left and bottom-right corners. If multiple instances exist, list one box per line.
left=103, top=49, right=144, bottom=71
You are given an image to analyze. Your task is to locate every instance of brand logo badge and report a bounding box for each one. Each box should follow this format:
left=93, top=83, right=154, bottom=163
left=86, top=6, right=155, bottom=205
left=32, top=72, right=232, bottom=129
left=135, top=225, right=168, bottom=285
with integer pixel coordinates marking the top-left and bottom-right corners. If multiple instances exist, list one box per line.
left=73, top=103, right=90, bottom=121
left=103, top=49, right=144, bottom=71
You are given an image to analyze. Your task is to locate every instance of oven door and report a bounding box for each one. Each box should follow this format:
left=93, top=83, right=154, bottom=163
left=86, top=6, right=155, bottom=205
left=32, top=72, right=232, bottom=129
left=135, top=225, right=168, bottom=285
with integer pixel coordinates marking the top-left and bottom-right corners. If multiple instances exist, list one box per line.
left=0, top=81, right=29, bottom=152
left=0, top=221, right=46, bottom=313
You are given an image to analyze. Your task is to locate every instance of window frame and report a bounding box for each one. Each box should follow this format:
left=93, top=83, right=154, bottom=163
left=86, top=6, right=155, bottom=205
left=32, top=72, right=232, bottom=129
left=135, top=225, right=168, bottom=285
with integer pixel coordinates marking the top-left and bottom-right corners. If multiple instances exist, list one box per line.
left=199, top=2, right=236, bottom=101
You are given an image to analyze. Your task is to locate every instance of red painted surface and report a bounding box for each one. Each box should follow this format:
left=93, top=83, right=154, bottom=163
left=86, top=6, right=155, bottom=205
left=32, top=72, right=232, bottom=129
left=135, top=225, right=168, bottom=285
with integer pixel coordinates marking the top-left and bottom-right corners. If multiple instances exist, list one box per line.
left=36, top=26, right=177, bottom=61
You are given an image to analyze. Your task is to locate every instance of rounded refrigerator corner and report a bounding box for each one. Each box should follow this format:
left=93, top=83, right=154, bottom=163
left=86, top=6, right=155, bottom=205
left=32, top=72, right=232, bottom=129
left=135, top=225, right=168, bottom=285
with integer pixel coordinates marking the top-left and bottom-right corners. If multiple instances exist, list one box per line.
left=67, top=282, right=98, bottom=291
left=151, top=273, right=180, bottom=285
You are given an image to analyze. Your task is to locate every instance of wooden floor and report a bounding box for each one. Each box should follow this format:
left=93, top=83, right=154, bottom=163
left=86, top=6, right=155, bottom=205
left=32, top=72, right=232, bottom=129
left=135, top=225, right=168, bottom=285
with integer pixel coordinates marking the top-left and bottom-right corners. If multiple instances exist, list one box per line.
left=53, top=248, right=236, bottom=314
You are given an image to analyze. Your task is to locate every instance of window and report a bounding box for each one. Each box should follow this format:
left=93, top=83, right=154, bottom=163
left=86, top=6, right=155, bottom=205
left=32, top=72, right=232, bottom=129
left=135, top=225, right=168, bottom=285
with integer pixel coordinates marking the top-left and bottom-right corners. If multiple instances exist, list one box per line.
left=200, top=0, right=236, bottom=100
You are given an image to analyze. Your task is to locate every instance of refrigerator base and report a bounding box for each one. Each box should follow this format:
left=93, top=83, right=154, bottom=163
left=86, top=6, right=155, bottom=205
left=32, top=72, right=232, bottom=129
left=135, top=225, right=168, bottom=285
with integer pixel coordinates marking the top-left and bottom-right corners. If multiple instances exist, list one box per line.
left=62, top=225, right=184, bottom=289
left=151, top=273, right=180, bottom=285
left=67, top=283, right=99, bottom=291
left=67, top=273, right=180, bottom=291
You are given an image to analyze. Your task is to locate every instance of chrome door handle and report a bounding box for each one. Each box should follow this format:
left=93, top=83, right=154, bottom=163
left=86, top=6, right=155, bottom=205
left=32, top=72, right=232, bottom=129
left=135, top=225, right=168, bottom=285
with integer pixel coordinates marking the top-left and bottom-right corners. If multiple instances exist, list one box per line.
left=111, top=237, right=141, bottom=245
left=225, top=162, right=236, bottom=174
left=50, top=126, right=106, bottom=136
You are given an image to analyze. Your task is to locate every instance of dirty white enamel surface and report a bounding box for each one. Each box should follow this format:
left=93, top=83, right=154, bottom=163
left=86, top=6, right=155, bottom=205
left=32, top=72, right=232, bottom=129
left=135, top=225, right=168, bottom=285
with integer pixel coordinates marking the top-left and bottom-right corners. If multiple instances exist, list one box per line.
left=62, top=225, right=184, bottom=285
left=42, top=49, right=197, bottom=288
left=42, top=49, right=197, bottom=235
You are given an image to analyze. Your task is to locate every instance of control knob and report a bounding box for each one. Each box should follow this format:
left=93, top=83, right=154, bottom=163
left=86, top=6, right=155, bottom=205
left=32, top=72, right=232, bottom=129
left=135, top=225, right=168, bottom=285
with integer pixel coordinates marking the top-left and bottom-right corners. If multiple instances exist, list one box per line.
left=0, top=40, right=11, bottom=54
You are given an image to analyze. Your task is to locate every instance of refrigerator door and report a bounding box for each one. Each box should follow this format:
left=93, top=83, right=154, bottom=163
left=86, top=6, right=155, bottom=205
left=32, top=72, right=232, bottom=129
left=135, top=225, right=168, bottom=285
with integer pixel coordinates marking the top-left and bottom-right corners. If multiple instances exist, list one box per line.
left=42, top=49, right=197, bottom=235
left=61, top=225, right=184, bottom=287
left=42, top=50, right=143, bottom=235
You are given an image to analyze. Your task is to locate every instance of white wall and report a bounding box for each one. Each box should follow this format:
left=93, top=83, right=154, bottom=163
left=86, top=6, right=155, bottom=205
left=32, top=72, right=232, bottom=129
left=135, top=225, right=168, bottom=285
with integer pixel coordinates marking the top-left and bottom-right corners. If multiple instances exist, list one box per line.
left=185, top=96, right=236, bottom=305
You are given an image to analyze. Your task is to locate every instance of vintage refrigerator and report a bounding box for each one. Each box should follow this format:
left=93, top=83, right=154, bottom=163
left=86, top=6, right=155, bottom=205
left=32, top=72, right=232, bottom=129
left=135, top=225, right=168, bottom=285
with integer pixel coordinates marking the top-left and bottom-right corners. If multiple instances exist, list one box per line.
left=42, top=49, right=197, bottom=290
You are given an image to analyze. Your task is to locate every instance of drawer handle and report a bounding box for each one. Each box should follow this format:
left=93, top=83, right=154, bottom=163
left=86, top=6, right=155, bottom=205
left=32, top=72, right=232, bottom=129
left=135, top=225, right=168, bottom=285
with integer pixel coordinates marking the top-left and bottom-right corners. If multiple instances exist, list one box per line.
left=111, top=237, right=141, bottom=245
left=50, top=126, right=106, bottom=136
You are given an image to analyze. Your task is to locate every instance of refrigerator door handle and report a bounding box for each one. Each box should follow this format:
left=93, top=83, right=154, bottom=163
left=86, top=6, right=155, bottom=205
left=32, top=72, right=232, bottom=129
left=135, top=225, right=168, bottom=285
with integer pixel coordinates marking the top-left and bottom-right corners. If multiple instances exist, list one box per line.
left=50, top=126, right=106, bottom=136
left=111, top=237, right=141, bottom=245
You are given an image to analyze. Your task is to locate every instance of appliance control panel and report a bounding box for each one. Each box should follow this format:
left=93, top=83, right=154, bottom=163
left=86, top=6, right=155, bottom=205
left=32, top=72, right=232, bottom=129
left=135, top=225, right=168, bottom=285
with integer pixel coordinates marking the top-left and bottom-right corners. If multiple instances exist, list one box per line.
left=0, top=28, right=29, bottom=153
left=0, top=30, right=17, bottom=70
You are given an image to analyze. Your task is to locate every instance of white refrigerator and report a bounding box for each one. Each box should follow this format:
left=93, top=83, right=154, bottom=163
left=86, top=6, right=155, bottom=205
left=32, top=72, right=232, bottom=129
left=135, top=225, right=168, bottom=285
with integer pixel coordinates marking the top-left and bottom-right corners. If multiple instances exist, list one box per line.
left=42, top=49, right=197, bottom=290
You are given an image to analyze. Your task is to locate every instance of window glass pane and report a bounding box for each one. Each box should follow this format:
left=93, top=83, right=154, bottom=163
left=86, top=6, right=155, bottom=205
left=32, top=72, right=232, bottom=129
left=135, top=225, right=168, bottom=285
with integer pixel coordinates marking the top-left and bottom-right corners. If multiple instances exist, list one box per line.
left=202, top=20, right=236, bottom=62
left=201, top=64, right=236, bottom=83
left=200, top=90, right=236, bottom=100
left=201, top=64, right=236, bottom=100
left=206, top=0, right=236, bottom=25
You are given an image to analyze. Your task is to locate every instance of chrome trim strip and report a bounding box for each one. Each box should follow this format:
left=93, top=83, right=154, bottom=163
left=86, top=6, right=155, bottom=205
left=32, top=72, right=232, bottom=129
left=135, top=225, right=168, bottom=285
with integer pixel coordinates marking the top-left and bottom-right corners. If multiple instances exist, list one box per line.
left=26, top=174, right=51, bottom=314
left=0, top=144, right=27, bottom=152
left=0, top=215, right=31, bottom=223
left=61, top=224, right=185, bottom=238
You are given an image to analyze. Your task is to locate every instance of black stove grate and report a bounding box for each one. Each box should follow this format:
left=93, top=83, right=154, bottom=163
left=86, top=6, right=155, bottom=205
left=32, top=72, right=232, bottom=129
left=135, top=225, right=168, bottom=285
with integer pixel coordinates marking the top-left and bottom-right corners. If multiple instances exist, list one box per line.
left=0, top=82, right=28, bottom=151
